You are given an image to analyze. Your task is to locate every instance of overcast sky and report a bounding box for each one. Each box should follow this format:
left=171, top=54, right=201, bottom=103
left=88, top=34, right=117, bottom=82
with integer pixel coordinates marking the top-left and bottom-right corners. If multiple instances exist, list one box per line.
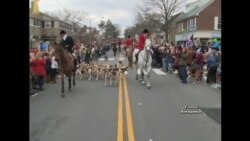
left=31, top=0, right=196, bottom=37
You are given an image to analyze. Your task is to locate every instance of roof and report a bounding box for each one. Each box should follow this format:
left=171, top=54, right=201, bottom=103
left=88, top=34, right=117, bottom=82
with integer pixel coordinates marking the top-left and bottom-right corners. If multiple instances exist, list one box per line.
left=176, top=0, right=214, bottom=22
left=30, top=10, right=59, bottom=20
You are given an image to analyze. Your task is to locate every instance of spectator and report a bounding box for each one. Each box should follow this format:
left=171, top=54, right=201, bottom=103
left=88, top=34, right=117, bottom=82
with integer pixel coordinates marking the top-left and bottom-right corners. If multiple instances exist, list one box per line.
left=206, top=50, right=220, bottom=84
left=44, top=53, right=52, bottom=83
left=165, top=49, right=174, bottom=73
left=178, top=47, right=188, bottom=84
left=31, top=51, right=46, bottom=91
left=161, top=47, right=167, bottom=72
left=51, top=52, right=59, bottom=83
left=193, top=49, right=205, bottom=84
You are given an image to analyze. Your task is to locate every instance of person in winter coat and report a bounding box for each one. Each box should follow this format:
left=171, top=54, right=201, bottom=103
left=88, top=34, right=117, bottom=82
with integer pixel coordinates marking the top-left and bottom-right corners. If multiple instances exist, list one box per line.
left=178, top=47, right=188, bottom=84
left=31, top=52, right=46, bottom=90
left=206, top=50, right=220, bottom=84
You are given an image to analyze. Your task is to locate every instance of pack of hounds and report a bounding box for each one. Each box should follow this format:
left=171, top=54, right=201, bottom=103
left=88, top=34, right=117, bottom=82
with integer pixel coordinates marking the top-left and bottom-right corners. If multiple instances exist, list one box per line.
left=75, top=61, right=129, bottom=86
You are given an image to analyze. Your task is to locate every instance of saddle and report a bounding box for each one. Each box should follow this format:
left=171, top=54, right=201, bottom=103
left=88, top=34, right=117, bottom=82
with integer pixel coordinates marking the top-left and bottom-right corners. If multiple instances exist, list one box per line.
left=66, top=52, right=77, bottom=67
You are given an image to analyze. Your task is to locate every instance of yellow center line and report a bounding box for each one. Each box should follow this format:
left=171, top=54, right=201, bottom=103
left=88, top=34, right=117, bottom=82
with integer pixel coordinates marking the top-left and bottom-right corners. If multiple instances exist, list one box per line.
left=117, top=74, right=123, bottom=141
left=124, top=76, right=135, bottom=141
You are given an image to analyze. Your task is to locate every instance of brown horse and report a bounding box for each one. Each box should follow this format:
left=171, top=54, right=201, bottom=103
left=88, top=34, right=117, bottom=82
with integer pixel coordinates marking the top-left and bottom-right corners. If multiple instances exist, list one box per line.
left=52, top=44, right=76, bottom=97
left=126, top=45, right=134, bottom=68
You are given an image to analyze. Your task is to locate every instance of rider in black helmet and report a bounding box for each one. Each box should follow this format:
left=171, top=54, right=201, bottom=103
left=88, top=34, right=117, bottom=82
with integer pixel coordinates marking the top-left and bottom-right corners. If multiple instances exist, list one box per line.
left=59, top=30, right=77, bottom=65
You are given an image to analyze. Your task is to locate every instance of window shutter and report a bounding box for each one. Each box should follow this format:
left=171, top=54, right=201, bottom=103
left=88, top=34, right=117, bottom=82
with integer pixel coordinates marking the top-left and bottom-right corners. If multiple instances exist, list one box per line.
left=42, top=21, right=45, bottom=28
left=214, top=16, right=218, bottom=30
left=51, top=21, right=54, bottom=28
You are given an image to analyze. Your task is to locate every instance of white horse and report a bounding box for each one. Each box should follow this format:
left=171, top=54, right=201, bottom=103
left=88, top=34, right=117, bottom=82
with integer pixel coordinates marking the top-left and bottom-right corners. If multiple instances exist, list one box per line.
left=135, top=38, right=153, bottom=89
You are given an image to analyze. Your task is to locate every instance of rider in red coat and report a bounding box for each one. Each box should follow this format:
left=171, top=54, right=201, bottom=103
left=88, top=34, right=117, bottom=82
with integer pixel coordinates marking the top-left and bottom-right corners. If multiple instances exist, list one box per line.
left=137, top=34, right=146, bottom=51
left=126, top=36, right=133, bottom=47
left=133, top=29, right=149, bottom=62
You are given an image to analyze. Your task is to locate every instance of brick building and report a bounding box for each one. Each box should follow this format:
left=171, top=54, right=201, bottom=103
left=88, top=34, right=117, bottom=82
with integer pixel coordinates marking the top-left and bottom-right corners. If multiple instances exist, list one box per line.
left=30, top=9, right=82, bottom=44
left=175, top=0, right=221, bottom=46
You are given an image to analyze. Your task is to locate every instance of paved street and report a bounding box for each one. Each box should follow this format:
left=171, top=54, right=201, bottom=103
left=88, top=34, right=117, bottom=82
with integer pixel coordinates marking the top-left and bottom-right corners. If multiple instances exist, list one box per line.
left=30, top=50, right=221, bottom=141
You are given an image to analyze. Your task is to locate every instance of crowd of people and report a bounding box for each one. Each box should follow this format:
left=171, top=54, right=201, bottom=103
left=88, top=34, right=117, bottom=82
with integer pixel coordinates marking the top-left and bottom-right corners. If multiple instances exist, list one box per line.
left=29, top=41, right=112, bottom=95
left=29, top=30, right=221, bottom=96
left=151, top=42, right=221, bottom=87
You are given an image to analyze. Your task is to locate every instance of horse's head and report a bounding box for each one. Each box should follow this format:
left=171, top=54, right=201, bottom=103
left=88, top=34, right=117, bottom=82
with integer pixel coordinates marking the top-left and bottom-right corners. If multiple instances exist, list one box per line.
left=51, top=44, right=64, bottom=60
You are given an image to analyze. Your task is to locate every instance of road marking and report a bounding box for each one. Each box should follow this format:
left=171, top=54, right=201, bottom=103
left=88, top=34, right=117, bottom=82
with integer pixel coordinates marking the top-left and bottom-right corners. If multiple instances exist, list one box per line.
left=117, top=74, right=123, bottom=141
left=124, top=76, right=135, bottom=141
left=152, top=69, right=167, bottom=75
left=99, top=58, right=105, bottom=61
left=108, top=58, right=114, bottom=61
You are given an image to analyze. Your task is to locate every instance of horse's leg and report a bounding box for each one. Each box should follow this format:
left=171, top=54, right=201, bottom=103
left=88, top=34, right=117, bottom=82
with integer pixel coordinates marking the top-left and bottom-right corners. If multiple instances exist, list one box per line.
left=61, top=73, right=65, bottom=97
left=96, top=70, right=99, bottom=80
left=137, top=66, right=144, bottom=84
left=110, top=74, right=112, bottom=86
left=141, top=71, right=145, bottom=85
left=144, top=71, right=151, bottom=89
left=68, top=75, right=72, bottom=92
left=104, top=73, right=107, bottom=86
left=135, top=63, right=139, bottom=80
left=88, top=69, right=92, bottom=80
left=73, top=71, right=76, bottom=86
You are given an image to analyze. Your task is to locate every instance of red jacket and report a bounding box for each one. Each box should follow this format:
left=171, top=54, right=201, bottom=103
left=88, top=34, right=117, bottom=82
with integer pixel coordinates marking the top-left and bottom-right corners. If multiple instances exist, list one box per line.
left=31, top=59, right=46, bottom=76
left=137, top=34, right=146, bottom=51
left=195, top=54, right=204, bottom=65
left=126, top=38, right=133, bottom=46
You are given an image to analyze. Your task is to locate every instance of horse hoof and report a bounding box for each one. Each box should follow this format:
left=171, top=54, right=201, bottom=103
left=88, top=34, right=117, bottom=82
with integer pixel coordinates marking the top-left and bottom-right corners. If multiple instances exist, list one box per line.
left=61, top=94, right=65, bottom=98
left=147, top=85, right=151, bottom=89
left=141, top=81, right=145, bottom=85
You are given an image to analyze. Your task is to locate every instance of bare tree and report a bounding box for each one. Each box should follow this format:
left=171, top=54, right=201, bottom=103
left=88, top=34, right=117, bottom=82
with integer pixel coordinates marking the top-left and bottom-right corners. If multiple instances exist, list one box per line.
left=143, top=0, right=185, bottom=42
left=45, top=9, right=88, bottom=25
left=98, top=20, right=105, bottom=35
left=135, top=5, right=163, bottom=33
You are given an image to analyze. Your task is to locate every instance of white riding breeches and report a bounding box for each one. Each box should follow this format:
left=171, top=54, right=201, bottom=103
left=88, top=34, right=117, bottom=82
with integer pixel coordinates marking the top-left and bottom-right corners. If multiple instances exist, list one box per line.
left=133, top=48, right=139, bottom=62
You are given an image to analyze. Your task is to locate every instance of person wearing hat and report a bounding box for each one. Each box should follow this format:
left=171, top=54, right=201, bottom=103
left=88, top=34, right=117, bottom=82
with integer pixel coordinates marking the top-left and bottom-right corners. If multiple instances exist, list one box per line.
left=59, top=30, right=75, bottom=54
left=133, top=29, right=149, bottom=63
left=59, top=30, right=77, bottom=64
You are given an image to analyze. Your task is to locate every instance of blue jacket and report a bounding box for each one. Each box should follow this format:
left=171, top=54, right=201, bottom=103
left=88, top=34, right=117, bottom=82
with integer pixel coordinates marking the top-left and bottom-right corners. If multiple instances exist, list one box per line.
left=207, top=55, right=220, bottom=69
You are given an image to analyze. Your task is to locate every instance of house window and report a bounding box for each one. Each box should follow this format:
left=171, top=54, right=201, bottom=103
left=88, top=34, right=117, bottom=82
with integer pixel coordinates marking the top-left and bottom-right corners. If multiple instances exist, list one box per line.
left=187, top=18, right=196, bottom=31
left=178, top=23, right=182, bottom=33
left=45, top=21, right=51, bottom=28
left=30, top=18, right=34, bottom=26
left=214, top=16, right=221, bottom=30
